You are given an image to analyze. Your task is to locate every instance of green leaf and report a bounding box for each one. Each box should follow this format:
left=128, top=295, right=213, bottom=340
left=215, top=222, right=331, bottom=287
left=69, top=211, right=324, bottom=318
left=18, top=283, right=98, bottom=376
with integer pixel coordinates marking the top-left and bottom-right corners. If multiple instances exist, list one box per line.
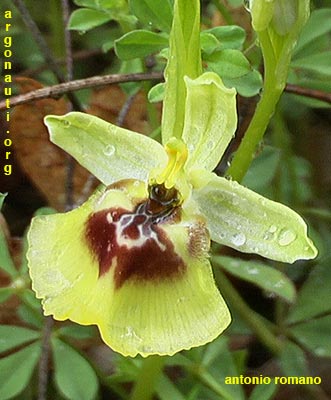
left=203, top=25, right=246, bottom=50
left=242, top=146, right=281, bottom=194
left=182, top=72, right=237, bottom=172
left=199, top=337, right=245, bottom=400
left=45, top=112, right=167, bottom=185
left=293, top=9, right=331, bottom=57
left=287, top=258, right=331, bottom=323
left=0, top=326, right=40, bottom=353
left=58, top=325, right=96, bottom=340
left=161, top=0, right=202, bottom=143
left=68, top=9, right=112, bottom=31
left=214, top=256, right=296, bottom=302
left=0, top=342, right=41, bottom=400
left=115, top=30, right=168, bottom=60
left=200, top=32, right=220, bottom=55
left=148, top=82, right=165, bottom=103
left=0, top=287, right=13, bottom=303
left=279, top=341, right=309, bottom=377
left=52, top=338, right=99, bottom=400
left=206, top=49, right=251, bottom=79
left=249, top=381, right=277, bottom=400
left=0, top=227, right=17, bottom=278
left=156, top=374, right=186, bottom=400
left=0, top=192, right=7, bottom=209
left=291, top=52, right=331, bottom=76
left=129, top=0, right=173, bottom=32
left=191, top=173, right=318, bottom=263
left=223, top=69, right=263, bottom=97
left=290, top=316, right=331, bottom=358
left=17, top=303, right=43, bottom=329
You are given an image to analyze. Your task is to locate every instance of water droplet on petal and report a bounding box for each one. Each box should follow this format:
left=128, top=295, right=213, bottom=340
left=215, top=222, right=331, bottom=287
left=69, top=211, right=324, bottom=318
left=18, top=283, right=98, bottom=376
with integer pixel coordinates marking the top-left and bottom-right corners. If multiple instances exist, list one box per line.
left=231, top=195, right=240, bottom=206
left=278, top=228, right=297, bottom=246
left=62, top=119, right=71, bottom=127
left=231, top=233, right=246, bottom=246
left=104, top=144, right=115, bottom=157
left=263, top=225, right=278, bottom=241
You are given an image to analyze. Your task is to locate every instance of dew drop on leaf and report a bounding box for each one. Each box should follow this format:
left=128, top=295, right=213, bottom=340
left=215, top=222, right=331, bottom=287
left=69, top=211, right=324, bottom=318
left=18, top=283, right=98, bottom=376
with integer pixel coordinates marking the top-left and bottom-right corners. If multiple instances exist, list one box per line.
left=104, top=144, right=115, bottom=157
left=231, top=232, right=246, bottom=246
left=277, top=228, right=297, bottom=246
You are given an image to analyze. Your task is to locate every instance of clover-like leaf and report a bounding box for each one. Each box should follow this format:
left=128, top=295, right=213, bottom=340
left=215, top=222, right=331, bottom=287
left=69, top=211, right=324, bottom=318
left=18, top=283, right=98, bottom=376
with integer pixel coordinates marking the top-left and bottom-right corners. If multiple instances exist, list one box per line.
left=45, top=112, right=168, bottom=186
left=192, top=172, right=317, bottom=263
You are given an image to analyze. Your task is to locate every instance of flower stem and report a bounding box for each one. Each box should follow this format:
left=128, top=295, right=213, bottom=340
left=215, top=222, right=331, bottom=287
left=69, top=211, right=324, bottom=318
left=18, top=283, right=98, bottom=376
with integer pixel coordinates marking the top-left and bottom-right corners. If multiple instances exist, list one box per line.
left=214, top=267, right=283, bottom=355
left=226, top=30, right=284, bottom=182
left=130, top=355, right=166, bottom=400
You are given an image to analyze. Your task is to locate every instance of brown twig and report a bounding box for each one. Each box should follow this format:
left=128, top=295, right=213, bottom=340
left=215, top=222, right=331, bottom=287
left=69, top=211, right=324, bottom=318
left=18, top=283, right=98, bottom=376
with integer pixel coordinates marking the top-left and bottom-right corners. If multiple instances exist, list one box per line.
left=37, top=317, right=54, bottom=400
left=12, top=0, right=65, bottom=83
left=11, top=0, right=82, bottom=111
left=62, top=0, right=75, bottom=211
left=0, top=72, right=163, bottom=110
left=285, top=83, right=331, bottom=104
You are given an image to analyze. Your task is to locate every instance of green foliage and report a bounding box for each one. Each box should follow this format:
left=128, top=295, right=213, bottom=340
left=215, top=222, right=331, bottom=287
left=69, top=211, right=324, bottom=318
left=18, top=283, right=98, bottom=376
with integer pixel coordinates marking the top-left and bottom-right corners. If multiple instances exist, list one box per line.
left=214, top=256, right=296, bottom=302
left=0, top=342, right=41, bottom=400
left=129, top=0, right=173, bottom=32
left=52, top=338, right=99, bottom=400
left=115, top=30, right=168, bottom=60
left=0, top=326, right=40, bottom=353
left=289, top=8, right=331, bottom=107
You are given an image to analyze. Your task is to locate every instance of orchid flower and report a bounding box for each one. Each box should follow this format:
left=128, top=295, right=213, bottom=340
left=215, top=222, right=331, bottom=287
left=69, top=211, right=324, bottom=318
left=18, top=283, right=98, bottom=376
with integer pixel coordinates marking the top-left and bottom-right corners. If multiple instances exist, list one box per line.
left=27, top=0, right=317, bottom=358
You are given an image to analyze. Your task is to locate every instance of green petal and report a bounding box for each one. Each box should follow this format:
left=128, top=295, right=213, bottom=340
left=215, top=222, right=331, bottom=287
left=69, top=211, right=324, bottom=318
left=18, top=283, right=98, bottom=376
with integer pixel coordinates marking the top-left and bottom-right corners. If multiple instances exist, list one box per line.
left=45, top=112, right=167, bottom=185
left=28, top=181, right=230, bottom=357
left=161, top=0, right=202, bottom=143
left=192, top=173, right=318, bottom=263
left=183, top=72, right=237, bottom=172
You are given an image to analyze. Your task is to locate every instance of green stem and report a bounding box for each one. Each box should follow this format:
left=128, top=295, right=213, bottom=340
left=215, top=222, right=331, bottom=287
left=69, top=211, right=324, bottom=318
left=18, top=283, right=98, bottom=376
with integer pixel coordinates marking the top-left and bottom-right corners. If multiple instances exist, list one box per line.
left=214, top=268, right=283, bottom=355
left=130, top=356, right=166, bottom=400
left=226, top=30, right=284, bottom=182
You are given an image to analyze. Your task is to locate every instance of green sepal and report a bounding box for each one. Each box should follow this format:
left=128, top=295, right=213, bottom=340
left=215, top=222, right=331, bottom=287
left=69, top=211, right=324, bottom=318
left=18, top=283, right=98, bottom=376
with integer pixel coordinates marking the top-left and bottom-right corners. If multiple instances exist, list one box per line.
left=191, top=172, right=318, bottom=263
left=250, top=0, right=275, bottom=32
left=182, top=72, right=237, bottom=172
left=45, top=112, right=167, bottom=185
left=161, top=0, right=202, bottom=144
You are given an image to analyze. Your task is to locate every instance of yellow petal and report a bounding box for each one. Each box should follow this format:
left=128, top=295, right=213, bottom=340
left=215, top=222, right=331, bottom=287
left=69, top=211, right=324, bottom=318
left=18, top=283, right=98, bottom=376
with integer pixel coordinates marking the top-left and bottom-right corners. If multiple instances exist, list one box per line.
left=28, top=181, right=230, bottom=357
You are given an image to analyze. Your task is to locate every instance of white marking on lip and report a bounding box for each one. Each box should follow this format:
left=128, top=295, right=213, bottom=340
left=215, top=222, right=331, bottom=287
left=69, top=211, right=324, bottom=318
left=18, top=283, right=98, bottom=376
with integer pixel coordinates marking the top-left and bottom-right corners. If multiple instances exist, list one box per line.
left=106, top=212, right=113, bottom=224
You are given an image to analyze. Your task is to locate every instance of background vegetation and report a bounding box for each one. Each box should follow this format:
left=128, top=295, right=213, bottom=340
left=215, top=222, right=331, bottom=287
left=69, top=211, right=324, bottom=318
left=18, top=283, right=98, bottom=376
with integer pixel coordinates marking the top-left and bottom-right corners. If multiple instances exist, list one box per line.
left=0, top=0, right=331, bottom=399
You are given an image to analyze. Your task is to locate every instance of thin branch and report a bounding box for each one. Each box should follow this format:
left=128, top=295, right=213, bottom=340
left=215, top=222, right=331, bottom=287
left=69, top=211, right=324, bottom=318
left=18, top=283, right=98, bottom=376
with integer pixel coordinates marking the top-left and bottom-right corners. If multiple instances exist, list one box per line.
left=12, top=0, right=82, bottom=110
left=285, top=83, right=331, bottom=104
left=12, top=0, right=65, bottom=83
left=38, top=317, right=54, bottom=400
left=62, top=0, right=75, bottom=210
left=0, top=72, right=163, bottom=110
left=62, top=0, right=74, bottom=84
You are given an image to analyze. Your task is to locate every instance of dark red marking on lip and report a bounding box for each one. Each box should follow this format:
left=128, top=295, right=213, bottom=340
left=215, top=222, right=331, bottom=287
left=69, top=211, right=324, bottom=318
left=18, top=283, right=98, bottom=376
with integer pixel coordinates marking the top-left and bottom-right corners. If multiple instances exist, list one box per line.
left=84, top=202, right=186, bottom=289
